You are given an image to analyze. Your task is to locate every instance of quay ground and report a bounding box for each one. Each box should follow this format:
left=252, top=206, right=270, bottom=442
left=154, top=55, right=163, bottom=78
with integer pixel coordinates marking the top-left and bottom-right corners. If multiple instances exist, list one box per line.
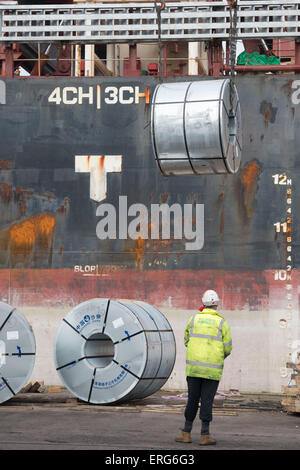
left=0, top=389, right=299, bottom=452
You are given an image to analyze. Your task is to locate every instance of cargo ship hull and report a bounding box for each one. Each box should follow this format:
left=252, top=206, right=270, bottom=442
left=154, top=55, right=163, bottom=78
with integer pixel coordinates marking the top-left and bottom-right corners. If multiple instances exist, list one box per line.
left=0, top=75, right=299, bottom=393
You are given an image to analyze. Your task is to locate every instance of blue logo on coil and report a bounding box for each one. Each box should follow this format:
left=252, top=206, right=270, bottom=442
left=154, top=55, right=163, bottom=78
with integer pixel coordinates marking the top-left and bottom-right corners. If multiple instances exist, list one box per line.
left=76, top=313, right=101, bottom=332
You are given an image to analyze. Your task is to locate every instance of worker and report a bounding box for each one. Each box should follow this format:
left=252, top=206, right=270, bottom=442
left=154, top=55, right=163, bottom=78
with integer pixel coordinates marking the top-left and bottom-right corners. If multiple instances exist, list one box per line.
left=175, top=289, right=232, bottom=446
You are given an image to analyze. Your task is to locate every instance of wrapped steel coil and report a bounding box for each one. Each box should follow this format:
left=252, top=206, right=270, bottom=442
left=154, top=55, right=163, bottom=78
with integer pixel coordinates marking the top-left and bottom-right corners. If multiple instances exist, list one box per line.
left=0, top=302, right=36, bottom=404
left=54, top=299, right=176, bottom=404
left=151, top=79, right=242, bottom=176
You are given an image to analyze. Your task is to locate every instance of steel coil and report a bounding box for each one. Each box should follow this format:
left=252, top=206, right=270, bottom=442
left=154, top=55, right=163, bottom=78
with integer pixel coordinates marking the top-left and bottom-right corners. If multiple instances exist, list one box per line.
left=151, top=79, right=242, bottom=176
left=0, top=302, right=36, bottom=404
left=54, top=299, right=176, bottom=404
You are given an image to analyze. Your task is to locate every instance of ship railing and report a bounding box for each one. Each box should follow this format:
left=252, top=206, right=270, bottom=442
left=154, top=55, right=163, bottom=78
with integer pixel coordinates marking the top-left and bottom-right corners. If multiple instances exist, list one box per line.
left=0, top=1, right=300, bottom=43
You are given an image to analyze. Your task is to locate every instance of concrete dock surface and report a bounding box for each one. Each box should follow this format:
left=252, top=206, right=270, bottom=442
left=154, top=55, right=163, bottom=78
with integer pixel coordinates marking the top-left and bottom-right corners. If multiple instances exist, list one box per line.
left=0, top=389, right=299, bottom=452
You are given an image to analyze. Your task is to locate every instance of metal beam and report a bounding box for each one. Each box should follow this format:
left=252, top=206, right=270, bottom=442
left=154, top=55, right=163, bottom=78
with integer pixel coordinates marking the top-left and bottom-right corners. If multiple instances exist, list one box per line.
left=0, top=1, right=300, bottom=44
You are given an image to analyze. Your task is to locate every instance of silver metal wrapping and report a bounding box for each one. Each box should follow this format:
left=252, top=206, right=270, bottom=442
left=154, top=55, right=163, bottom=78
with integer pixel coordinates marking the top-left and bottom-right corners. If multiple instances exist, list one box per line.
left=0, top=302, right=36, bottom=404
left=54, top=299, right=176, bottom=404
left=151, top=79, right=242, bottom=176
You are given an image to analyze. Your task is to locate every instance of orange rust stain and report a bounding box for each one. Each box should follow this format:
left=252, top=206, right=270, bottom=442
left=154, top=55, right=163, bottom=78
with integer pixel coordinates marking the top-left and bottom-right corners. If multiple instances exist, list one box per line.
left=0, top=160, right=13, bottom=170
left=98, top=156, right=105, bottom=196
left=0, top=183, right=13, bottom=202
left=57, top=198, right=70, bottom=215
left=241, top=161, right=261, bottom=189
left=5, top=213, right=56, bottom=255
left=152, top=238, right=174, bottom=251
left=241, top=161, right=261, bottom=219
left=99, top=155, right=104, bottom=165
left=135, top=237, right=145, bottom=268
left=263, top=106, right=272, bottom=127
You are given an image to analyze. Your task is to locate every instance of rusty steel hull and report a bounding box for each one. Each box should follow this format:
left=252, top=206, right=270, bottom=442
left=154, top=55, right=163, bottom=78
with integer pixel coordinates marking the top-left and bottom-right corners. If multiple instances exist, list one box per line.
left=0, top=75, right=298, bottom=313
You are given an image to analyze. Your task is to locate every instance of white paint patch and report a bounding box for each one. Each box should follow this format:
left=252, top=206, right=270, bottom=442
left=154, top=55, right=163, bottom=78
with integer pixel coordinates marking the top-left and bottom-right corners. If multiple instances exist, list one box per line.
left=7, top=330, right=19, bottom=340
left=112, top=317, right=124, bottom=329
left=75, top=155, right=122, bottom=202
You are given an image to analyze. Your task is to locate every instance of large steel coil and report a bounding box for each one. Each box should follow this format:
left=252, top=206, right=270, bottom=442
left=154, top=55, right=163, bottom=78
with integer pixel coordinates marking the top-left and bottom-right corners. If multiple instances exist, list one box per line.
left=54, top=299, right=176, bottom=404
left=151, top=79, right=242, bottom=176
left=0, top=302, right=36, bottom=404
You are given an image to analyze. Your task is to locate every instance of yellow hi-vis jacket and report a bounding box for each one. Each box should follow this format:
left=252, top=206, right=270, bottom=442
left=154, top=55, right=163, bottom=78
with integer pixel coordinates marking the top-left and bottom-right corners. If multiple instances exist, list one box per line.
left=184, top=308, right=232, bottom=381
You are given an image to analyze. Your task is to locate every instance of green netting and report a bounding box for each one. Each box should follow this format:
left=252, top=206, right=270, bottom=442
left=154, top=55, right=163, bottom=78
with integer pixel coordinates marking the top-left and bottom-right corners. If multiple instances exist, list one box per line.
left=237, top=51, right=280, bottom=65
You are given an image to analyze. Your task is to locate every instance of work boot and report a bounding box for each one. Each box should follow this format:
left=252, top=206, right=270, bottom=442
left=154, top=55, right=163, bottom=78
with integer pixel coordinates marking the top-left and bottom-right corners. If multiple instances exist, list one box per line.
left=199, top=434, right=216, bottom=446
left=175, top=431, right=192, bottom=443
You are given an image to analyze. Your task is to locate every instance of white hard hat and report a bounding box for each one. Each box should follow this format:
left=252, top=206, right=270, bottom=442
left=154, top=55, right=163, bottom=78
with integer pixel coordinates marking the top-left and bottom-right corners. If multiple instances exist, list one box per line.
left=202, top=290, right=219, bottom=307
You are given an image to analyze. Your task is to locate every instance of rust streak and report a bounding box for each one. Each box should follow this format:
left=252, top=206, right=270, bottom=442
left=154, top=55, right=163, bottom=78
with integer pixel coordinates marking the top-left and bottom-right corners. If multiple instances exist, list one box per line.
left=260, top=101, right=277, bottom=129
left=0, top=160, right=13, bottom=170
left=135, top=237, right=145, bottom=268
left=99, top=155, right=104, bottom=169
left=241, top=161, right=261, bottom=219
left=0, top=183, right=13, bottom=202
left=264, top=106, right=271, bottom=127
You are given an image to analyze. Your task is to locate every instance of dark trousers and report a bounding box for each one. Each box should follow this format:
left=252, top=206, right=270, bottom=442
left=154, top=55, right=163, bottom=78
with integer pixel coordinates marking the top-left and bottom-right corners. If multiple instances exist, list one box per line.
left=184, top=376, right=219, bottom=434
